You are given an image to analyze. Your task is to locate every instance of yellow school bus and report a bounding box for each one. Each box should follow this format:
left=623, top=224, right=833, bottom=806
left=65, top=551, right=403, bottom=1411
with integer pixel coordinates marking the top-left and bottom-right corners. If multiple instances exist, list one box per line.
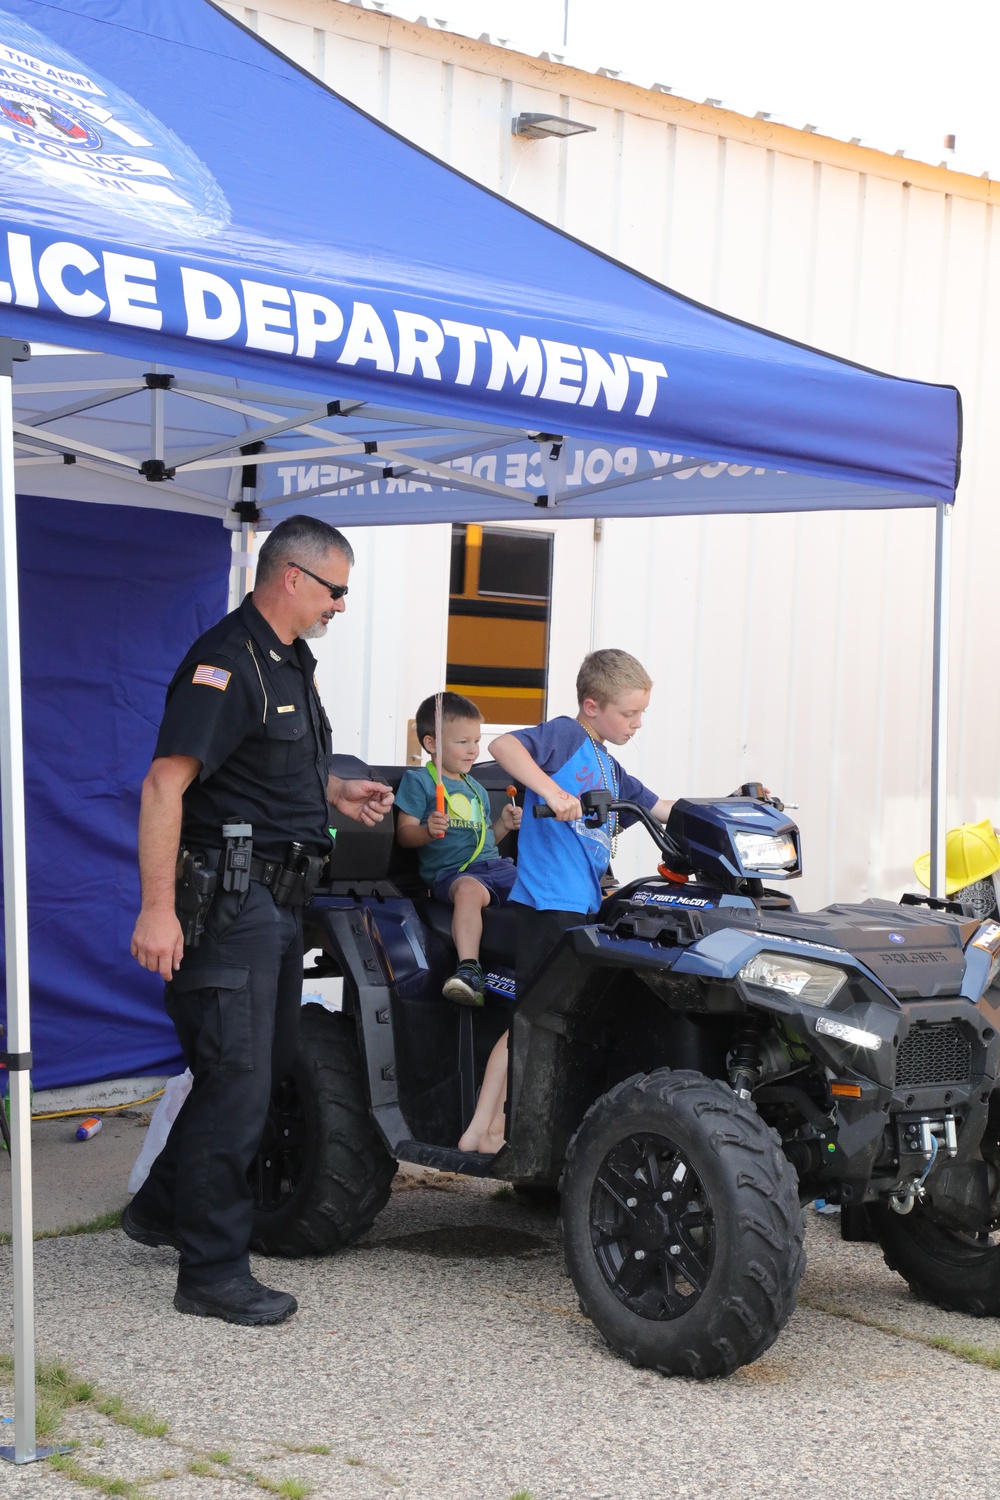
left=446, top=523, right=552, bottom=726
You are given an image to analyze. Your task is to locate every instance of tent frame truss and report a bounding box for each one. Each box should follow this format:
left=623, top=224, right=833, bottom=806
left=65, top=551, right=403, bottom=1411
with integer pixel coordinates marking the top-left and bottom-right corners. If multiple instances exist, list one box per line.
left=12, top=365, right=714, bottom=519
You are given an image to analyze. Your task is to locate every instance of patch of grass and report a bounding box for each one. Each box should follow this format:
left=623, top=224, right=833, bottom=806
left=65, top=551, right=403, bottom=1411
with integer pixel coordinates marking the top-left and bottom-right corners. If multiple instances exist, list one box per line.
left=0, top=1353, right=93, bottom=1406
left=208, top=1449, right=232, bottom=1463
left=36, top=1394, right=65, bottom=1439
left=95, top=1391, right=168, bottom=1438
left=251, top=1475, right=312, bottom=1498
left=48, top=1452, right=153, bottom=1500
left=187, top=1458, right=218, bottom=1477
left=509, top=1491, right=537, bottom=1500
left=490, top=1184, right=515, bottom=1201
left=37, top=1209, right=126, bottom=1242
left=927, top=1333, right=1000, bottom=1369
left=0, top=1209, right=126, bottom=1246
left=30, top=1356, right=98, bottom=1435
left=341, top=1455, right=400, bottom=1487
left=0, top=1352, right=167, bottom=1444
left=801, top=1295, right=1000, bottom=1370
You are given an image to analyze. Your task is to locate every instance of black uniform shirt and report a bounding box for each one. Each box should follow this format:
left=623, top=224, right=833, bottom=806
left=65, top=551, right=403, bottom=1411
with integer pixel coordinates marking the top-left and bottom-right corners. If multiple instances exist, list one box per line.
left=153, top=594, right=333, bottom=860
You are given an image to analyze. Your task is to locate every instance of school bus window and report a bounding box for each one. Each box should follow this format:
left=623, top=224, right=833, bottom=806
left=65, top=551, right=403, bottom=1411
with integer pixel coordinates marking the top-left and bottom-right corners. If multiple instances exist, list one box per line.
left=446, top=524, right=552, bottom=726
left=479, top=527, right=551, bottom=599
left=450, top=525, right=467, bottom=595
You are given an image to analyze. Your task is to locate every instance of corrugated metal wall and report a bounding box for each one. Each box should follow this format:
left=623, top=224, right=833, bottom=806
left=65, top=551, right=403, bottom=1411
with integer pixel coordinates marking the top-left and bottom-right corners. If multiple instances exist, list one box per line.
left=219, top=0, right=1000, bottom=909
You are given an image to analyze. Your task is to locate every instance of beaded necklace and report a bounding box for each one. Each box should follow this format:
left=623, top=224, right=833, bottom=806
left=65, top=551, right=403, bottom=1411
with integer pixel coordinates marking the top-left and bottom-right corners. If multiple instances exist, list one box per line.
left=580, top=722, right=619, bottom=858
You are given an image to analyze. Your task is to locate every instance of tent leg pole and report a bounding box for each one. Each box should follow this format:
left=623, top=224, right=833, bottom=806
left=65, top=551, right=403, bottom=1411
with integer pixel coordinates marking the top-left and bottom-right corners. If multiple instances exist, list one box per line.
left=238, top=520, right=254, bottom=604
left=0, top=338, right=46, bottom=1466
left=930, top=501, right=952, bottom=901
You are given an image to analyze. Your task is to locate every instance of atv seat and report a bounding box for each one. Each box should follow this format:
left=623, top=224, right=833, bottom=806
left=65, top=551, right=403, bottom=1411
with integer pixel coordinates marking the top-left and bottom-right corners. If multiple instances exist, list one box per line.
left=415, top=897, right=518, bottom=971
left=324, top=754, right=521, bottom=904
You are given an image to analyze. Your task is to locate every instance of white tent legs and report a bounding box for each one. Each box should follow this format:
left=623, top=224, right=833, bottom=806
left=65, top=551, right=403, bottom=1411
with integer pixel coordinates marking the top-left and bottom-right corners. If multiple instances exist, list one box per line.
left=0, top=336, right=47, bottom=1466
left=930, top=502, right=953, bottom=900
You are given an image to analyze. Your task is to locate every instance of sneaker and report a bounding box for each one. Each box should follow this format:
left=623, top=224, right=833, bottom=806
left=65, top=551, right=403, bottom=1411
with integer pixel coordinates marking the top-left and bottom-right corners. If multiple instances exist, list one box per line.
left=173, top=1273, right=298, bottom=1326
left=121, top=1199, right=181, bottom=1251
left=442, top=960, right=485, bottom=1006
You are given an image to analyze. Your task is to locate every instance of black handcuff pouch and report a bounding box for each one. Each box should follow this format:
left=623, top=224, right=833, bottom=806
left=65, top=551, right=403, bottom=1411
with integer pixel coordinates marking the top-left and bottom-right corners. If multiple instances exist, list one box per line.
left=271, top=841, right=327, bottom=906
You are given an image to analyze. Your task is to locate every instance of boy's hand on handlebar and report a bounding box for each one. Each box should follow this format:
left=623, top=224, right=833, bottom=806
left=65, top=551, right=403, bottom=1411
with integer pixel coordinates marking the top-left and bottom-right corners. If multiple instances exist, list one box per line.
left=731, top=781, right=781, bottom=809
left=426, top=809, right=449, bottom=838
left=546, top=789, right=582, bottom=821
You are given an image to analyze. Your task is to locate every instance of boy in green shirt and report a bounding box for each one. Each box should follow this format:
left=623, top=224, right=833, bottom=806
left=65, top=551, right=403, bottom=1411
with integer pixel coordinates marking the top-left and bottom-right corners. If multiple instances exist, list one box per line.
left=395, top=692, right=521, bottom=1011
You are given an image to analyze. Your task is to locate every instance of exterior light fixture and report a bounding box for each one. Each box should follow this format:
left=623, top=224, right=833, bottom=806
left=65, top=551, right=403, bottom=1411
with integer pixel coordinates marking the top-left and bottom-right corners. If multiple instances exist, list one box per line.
left=512, top=112, right=596, bottom=140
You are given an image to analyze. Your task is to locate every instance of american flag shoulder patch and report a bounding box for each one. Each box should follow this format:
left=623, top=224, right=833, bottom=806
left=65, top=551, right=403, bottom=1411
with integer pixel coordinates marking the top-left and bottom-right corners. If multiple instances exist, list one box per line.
left=192, top=663, right=231, bottom=691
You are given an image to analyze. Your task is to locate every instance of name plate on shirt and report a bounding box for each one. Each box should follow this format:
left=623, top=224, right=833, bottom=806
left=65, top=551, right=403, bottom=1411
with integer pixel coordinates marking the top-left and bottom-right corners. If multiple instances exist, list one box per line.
left=277, top=705, right=297, bottom=714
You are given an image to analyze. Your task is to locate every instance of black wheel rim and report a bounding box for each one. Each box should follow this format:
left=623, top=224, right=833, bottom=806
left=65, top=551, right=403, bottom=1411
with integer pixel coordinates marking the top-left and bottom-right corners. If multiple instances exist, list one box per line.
left=590, top=1132, right=714, bottom=1319
left=249, top=1074, right=309, bottom=1213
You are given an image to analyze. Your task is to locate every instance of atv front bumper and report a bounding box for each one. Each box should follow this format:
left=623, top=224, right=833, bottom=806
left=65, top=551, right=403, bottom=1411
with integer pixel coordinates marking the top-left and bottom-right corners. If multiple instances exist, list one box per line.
left=812, top=993, right=1000, bottom=1202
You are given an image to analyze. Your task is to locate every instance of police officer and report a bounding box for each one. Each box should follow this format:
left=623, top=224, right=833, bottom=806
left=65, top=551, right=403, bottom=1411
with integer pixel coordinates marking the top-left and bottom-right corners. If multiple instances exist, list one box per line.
left=126, top=515, right=393, bottom=1325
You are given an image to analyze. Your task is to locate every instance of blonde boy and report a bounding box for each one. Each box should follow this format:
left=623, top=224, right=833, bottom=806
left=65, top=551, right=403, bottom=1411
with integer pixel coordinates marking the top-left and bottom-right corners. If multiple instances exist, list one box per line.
left=430, top=653, right=670, bottom=1155
left=491, top=648, right=674, bottom=994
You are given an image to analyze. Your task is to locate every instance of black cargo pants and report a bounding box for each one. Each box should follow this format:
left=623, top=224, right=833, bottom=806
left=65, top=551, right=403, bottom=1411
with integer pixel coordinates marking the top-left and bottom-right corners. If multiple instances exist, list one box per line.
left=132, top=881, right=303, bottom=1287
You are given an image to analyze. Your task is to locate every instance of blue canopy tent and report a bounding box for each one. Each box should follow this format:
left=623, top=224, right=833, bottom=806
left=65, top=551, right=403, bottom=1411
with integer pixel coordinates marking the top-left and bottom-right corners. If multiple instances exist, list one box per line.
left=0, top=0, right=959, bottom=1461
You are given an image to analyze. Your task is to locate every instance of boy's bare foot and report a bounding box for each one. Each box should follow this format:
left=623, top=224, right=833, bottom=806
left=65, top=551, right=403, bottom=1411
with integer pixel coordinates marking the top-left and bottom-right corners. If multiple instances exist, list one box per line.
left=458, top=1125, right=505, bottom=1154
left=457, top=1125, right=506, bottom=1154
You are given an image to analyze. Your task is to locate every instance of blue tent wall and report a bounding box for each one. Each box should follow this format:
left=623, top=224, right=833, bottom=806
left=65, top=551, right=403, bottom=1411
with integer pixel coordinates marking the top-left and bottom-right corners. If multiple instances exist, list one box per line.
left=0, top=497, right=230, bottom=1089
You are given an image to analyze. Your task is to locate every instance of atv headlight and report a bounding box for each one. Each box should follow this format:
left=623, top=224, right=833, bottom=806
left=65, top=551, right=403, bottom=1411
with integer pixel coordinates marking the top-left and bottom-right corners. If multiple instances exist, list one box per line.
left=739, top=951, right=847, bottom=1006
left=814, top=1016, right=882, bottom=1051
left=733, top=832, right=798, bottom=871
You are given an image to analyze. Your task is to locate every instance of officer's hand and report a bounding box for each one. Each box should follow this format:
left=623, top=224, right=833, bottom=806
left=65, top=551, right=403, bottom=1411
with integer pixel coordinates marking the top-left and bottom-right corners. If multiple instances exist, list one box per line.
left=500, top=803, right=522, bottom=832
left=546, top=789, right=582, bottom=822
left=131, top=908, right=184, bottom=982
left=334, top=779, right=395, bottom=825
left=426, top=809, right=449, bottom=838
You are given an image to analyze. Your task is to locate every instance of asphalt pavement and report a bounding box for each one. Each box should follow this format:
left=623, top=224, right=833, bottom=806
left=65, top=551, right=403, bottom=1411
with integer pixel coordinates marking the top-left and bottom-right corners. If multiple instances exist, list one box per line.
left=1, top=1116, right=999, bottom=1498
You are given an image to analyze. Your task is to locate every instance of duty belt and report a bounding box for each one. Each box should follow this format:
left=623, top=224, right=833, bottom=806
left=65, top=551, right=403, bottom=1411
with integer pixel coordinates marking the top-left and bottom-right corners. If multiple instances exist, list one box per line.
left=198, top=845, right=327, bottom=906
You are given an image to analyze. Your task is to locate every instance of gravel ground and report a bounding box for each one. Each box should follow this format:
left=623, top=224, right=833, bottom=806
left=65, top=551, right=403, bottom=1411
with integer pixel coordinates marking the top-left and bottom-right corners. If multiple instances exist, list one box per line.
left=1, top=1163, right=1000, bottom=1500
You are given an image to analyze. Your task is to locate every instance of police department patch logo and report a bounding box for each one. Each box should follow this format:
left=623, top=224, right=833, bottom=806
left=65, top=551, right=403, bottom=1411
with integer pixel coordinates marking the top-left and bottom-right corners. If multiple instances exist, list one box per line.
left=0, top=89, right=101, bottom=149
left=0, top=8, right=229, bottom=236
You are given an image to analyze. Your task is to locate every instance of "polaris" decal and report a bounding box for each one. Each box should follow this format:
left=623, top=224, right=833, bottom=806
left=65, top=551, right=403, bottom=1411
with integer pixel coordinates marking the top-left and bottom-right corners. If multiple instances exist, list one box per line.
left=877, top=951, right=948, bottom=965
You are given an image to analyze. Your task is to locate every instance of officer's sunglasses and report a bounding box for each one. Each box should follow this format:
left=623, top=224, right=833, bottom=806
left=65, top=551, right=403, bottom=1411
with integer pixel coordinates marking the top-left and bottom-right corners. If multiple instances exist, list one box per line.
left=289, top=561, right=349, bottom=600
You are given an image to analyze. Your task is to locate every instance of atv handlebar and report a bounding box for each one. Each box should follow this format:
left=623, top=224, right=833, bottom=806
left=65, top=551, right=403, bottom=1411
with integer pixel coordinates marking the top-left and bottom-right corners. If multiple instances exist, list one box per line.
left=533, top=790, right=685, bottom=864
left=734, top=781, right=786, bottom=811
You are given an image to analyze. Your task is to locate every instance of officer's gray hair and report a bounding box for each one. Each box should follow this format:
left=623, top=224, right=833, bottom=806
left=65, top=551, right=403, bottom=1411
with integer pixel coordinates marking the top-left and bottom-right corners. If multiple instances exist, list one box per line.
left=255, top=515, right=355, bottom=588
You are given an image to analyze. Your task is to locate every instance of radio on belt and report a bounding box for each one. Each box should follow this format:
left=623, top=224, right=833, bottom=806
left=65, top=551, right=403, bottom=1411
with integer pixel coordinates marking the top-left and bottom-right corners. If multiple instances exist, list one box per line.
left=222, top=821, right=253, bottom=893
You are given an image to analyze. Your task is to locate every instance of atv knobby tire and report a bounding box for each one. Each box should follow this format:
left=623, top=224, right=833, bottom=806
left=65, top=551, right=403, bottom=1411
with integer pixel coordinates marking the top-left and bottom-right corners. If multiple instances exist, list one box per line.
left=250, top=1004, right=396, bottom=1256
left=560, top=1068, right=805, bottom=1378
left=872, top=1204, right=1000, bottom=1316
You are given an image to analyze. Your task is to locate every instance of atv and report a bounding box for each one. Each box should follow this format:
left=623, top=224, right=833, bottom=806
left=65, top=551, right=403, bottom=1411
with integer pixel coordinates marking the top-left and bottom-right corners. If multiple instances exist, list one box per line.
left=249, top=758, right=1000, bottom=1378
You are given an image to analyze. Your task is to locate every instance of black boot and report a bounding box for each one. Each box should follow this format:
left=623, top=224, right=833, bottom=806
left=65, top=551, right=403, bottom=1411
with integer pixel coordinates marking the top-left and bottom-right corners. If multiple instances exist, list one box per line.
left=173, top=1273, right=298, bottom=1326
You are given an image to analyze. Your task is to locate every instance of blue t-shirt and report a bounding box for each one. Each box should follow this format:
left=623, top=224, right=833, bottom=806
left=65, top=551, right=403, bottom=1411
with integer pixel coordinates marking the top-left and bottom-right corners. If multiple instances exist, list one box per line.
left=395, top=766, right=499, bottom=883
left=510, top=716, right=658, bottom=914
